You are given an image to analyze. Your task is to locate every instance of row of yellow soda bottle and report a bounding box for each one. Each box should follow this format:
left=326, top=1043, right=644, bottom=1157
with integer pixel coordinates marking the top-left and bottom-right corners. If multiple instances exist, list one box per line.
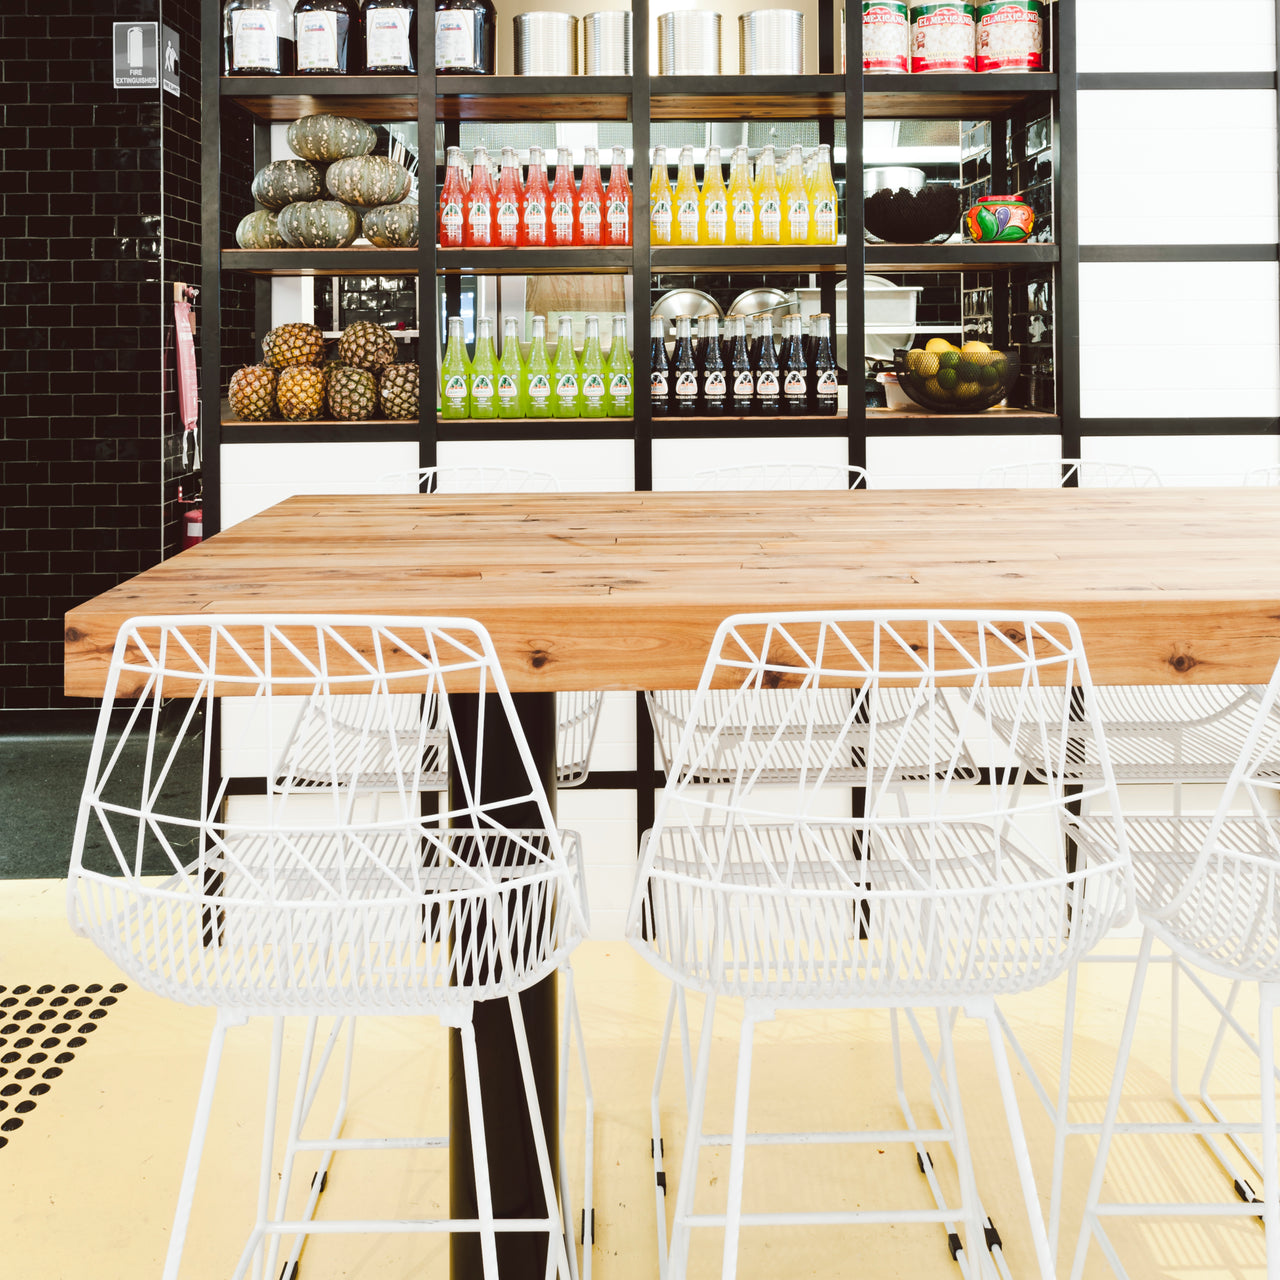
left=650, top=142, right=839, bottom=247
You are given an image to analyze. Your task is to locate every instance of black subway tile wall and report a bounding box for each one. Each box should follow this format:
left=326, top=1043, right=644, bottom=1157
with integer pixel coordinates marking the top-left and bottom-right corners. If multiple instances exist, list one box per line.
left=1, top=1, right=202, bottom=712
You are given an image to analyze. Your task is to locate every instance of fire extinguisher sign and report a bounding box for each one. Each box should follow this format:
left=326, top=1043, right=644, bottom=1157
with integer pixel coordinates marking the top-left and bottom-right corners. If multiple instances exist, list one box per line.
left=113, top=22, right=159, bottom=89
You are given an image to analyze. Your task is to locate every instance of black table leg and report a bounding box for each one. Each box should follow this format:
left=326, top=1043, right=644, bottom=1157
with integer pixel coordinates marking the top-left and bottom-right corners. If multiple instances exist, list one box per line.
left=448, top=692, right=560, bottom=1280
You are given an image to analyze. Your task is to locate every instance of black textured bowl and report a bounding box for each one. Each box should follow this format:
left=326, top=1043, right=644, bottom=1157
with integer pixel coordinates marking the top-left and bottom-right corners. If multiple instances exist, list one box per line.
left=892, top=346, right=1020, bottom=413
left=864, top=184, right=961, bottom=244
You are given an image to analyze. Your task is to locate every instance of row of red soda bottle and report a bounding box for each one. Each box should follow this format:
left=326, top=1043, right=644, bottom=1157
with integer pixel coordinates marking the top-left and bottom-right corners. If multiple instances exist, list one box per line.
left=438, top=144, right=632, bottom=249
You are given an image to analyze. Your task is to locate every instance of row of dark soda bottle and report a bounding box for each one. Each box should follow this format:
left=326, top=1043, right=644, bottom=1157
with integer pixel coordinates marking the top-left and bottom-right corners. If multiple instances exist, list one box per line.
left=650, top=311, right=840, bottom=418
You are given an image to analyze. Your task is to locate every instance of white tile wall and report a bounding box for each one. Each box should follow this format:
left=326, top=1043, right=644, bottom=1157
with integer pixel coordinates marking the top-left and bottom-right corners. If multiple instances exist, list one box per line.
left=1079, top=261, right=1280, bottom=419
left=437, top=438, right=634, bottom=490
left=866, top=435, right=1063, bottom=488
left=1082, top=434, right=1280, bottom=485
left=220, top=441, right=417, bottom=528
left=1077, top=0, right=1278, bottom=74
left=558, top=788, right=638, bottom=939
left=651, top=436, right=848, bottom=489
left=1077, top=90, right=1278, bottom=245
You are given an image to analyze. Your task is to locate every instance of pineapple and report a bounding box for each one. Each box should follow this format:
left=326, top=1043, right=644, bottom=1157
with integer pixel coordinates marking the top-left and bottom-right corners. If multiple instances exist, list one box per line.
left=276, top=365, right=328, bottom=420
left=227, top=364, right=277, bottom=421
left=379, top=363, right=419, bottom=419
left=338, top=319, right=398, bottom=371
left=326, top=364, right=379, bottom=420
left=262, top=322, right=325, bottom=369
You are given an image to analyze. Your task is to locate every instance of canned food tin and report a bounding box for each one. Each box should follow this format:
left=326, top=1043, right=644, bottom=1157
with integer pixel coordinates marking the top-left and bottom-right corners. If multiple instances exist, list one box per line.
left=910, top=1, right=975, bottom=73
left=975, top=0, right=1042, bottom=71
left=739, top=10, right=804, bottom=74
left=658, top=10, right=722, bottom=74
left=583, top=10, right=632, bottom=74
left=862, top=1, right=910, bottom=73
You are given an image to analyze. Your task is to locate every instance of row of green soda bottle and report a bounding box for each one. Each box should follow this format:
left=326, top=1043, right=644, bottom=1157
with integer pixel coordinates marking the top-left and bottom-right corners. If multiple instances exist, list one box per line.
left=440, top=312, right=634, bottom=419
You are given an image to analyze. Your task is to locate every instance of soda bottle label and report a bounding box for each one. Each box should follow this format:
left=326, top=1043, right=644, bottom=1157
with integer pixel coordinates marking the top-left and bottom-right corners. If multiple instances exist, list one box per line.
left=759, top=197, right=781, bottom=238
left=556, top=372, right=578, bottom=398
left=471, top=374, right=494, bottom=402
left=784, top=370, right=806, bottom=397
left=442, top=200, right=464, bottom=239
left=651, top=371, right=667, bottom=397
left=675, top=370, right=697, bottom=399
left=704, top=370, right=727, bottom=397
left=524, top=198, right=546, bottom=236
left=676, top=197, right=698, bottom=240
left=814, top=198, right=837, bottom=239
left=756, top=369, right=779, bottom=396
left=609, top=372, right=631, bottom=401
left=733, top=370, right=753, bottom=396
left=497, top=374, right=519, bottom=402
left=552, top=199, right=574, bottom=239
left=528, top=373, right=551, bottom=403
left=652, top=196, right=672, bottom=238
left=497, top=200, right=519, bottom=235
left=817, top=370, right=839, bottom=394
left=580, top=198, right=601, bottom=237
left=608, top=197, right=629, bottom=235
left=705, top=198, right=727, bottom=240
left=468, top=197, right=491, bottom=241
left=733, top=197, right=754, bottom=241
left=443, top=374, right=467, bottom=406
left=583, top=373, right=605, bottom=404
left=788, top=196, right=809, bottom=240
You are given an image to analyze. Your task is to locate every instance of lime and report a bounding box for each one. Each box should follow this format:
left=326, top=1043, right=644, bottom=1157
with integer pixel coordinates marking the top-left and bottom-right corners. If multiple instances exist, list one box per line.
left=937, top=350, right=960, bottom=370
left=979, top=364, right=1001, bottom=387
left=957, top=359, right=981, bottom=382
left=937, top=367, right=958, bottom=391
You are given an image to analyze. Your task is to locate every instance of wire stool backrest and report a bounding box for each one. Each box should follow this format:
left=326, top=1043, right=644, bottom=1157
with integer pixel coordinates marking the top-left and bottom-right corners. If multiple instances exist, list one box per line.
left=68, top=615, right=585, bottom=1012
left=980, top=459, right=1162, bottom=488
left=628, top=611, right=1132, bottom=997
left=694, top=463, right=868, bottom=490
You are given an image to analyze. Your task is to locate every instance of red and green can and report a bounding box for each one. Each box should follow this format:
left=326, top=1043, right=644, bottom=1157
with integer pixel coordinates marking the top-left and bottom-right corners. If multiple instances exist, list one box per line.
left=910, top=2, right=976, bottom=74
left=976, top=0, right=1043, bottom=72
left=862, top=1, right=910, bottom=74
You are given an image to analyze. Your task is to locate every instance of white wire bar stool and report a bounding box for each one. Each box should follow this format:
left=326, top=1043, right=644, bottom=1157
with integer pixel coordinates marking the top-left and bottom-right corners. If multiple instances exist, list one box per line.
left=981, top=459, right=1271, bottom=1259
left=979, top=459, right=1162, bottom=488
left=627, top=611, right=1132, bottom=1280
left=1071, top=650, right=1280, bottom=1279
left=67, top=615, right=593, bottom=1280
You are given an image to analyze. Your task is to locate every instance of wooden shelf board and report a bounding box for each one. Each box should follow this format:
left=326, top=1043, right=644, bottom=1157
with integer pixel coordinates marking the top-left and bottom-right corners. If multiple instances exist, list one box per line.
left=222, top=247, right=420, bottom=275
left=436, top=247, right=633, bottom=274
left=864, top=242, right=1059, bottom=270
left=652, top=246, right=846, bottom=273
left=223, top=76, right=419, bottom=120
left=863, top=72, right=1058, bottom=119
left=865, top=407, right=1060, bottom=428
left=651, top=75, right=847, bottom=120
left=436, top=75, right=632, bottom=121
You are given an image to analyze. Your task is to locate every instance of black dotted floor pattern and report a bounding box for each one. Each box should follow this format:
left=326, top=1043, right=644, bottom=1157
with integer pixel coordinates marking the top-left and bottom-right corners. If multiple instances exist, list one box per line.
left=0, top=983, right=127, bottom=1149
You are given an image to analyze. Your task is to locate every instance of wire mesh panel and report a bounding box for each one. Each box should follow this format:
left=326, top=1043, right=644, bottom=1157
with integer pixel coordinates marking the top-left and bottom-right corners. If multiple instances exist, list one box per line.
left=1119, top=659, right=1280, bottom=982
left=68, top=616, right=587, bottom=1014
left=629, top=612, right=1131, bottom=1002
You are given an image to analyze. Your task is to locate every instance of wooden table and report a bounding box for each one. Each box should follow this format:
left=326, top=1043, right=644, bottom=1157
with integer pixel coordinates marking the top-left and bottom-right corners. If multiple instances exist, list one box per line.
left=63, top=486, right=1280, bottom=1278
left=67, top=487, right=1280, bottom=696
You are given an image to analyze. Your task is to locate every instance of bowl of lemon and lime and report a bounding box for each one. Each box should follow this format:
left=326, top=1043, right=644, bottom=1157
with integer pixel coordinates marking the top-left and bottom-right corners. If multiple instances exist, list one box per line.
left=893, top=338, right=1019, bottom=413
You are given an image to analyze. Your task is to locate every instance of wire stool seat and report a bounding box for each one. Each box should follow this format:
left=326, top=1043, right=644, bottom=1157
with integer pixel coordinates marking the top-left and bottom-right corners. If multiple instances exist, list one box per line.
left=629, top=610, right=1130, bottom=1280
left=68, top=614, right=593, bottom=1280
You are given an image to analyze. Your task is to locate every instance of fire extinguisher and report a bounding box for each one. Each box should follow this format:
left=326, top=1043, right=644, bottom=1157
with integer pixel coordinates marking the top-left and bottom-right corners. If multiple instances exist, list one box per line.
left=179, top=485, right=203, bottom=550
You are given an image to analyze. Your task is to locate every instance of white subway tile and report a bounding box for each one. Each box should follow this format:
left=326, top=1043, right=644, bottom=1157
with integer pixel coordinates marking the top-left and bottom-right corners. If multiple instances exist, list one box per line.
left=1077, top=0, right=1277, bottom=74
left=1082, top=435, right=1280, bottom=484
left=651, top=437, right=849, bottom=489
left=866, top=436, right=1063, bottom=488
left=437, top=439, right=634, bottom=490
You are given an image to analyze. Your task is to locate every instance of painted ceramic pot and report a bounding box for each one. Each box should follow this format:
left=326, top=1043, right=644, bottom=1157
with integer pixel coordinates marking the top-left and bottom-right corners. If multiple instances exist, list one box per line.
left=964, top=194, right=1034, bottom=243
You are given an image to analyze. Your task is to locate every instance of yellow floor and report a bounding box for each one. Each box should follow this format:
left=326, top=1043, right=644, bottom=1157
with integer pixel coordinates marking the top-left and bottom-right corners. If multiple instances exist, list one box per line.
left=2, top=879, right=1273, bottom=1279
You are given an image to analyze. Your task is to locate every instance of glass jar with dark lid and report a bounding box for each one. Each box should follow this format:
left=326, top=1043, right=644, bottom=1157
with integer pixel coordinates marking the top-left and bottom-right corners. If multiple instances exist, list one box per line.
left=223, top=0, right=296, bottom=74
left=434, top=0, right=496, bottom=74
left=293, top=0, right=362, bottom=73
left=363, top=0, right=416, bottom=72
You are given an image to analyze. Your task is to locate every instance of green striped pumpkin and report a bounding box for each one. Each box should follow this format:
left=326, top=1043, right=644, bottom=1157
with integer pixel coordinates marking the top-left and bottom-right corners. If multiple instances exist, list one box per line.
left=251, top=159, right=323, bottom=211
left=286, top=113, right=378, bottom=163
left=326, top=156, right=413, bottom=209
left=235, top=209, right=288, bottom=249
left=276, top=200, right=360, bottom=248
left=362, top=202, right=419, bottom=247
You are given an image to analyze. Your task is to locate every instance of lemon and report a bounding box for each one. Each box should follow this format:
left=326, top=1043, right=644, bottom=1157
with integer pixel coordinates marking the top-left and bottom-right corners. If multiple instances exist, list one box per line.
left=923, top=377, right=947, bottom=400
left=925, top=337, right=956, bottom=354
left=954, top=381, right=984, bottom=402
left=961, top=340, right=990, bottom=353
left=915, top=352, right=940, bottom=377
left=905, top=349, right=924, bottom=373
left=936, top=367, right=958, bottom=391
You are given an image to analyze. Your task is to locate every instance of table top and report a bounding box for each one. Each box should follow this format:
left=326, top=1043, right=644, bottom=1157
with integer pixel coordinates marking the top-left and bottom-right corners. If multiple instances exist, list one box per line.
left=64, top=487, right=1280, bottom=695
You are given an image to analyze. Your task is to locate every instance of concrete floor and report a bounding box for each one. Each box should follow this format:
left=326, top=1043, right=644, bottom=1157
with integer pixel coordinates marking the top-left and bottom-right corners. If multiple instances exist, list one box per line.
left=1, top=875, right=1274, bottom=1280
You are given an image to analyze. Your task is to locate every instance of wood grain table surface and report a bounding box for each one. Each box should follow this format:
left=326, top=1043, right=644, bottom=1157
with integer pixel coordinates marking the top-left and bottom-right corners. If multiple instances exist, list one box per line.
left=64, top=487, right=1280, bottom=695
